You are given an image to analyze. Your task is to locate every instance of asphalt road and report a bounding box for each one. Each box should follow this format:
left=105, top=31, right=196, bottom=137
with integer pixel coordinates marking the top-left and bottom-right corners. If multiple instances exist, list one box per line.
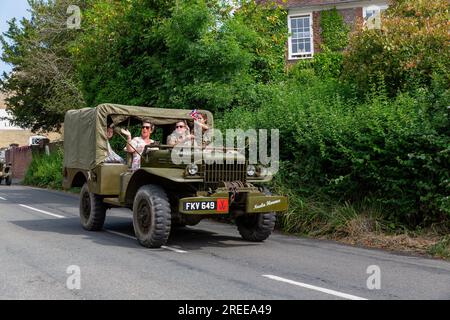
left=0, top=185, right=449, bottom=300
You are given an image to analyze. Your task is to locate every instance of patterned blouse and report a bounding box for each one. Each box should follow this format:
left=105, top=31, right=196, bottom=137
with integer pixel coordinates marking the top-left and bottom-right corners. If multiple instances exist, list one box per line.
left=125, top=136, right=155, bottom=170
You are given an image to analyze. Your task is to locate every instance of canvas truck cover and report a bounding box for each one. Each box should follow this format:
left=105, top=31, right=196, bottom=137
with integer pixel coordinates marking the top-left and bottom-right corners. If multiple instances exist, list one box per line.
left=63, top=104, right=213, bottom=170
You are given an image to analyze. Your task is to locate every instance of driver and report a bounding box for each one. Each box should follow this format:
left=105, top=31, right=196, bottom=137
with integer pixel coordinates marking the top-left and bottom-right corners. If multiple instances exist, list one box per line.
left=121, top=119, right=158, bottom=170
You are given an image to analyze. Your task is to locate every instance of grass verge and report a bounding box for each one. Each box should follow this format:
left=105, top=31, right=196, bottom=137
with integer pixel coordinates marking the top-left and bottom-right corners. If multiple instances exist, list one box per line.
left=274, top=183, right=450, bottom=260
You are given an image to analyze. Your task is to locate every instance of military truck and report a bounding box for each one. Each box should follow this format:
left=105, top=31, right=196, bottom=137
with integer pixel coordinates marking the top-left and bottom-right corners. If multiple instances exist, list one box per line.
left=0, top=148, right=12, bottom=186
left=63, top=104, right=288, bottom=248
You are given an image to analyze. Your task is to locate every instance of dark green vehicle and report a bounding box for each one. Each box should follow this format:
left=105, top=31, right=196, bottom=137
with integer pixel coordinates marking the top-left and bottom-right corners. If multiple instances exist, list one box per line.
left=0, top=148, right=12, bottom=186
left=63, top=104, right=288, bottom=248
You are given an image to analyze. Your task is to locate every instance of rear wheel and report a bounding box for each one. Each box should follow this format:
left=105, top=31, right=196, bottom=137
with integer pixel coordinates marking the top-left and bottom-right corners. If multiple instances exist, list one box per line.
left=5, top=176, right=12, bottom=186
left=0, top=177, right=3, bottom=185
left=133, top=185, right=171, bottom=248
left=79, top=183, right=106, bottom=231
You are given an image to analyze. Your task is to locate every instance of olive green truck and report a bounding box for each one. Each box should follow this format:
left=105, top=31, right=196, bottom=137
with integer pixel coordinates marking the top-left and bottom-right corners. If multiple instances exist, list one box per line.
left=63, top=104, right=288, bottom=248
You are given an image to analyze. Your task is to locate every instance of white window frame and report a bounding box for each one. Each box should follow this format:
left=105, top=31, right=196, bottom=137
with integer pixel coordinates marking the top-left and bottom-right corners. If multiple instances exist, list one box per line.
left=288, top=13, right=314, bottom=60
left=363, top=4, right=388, bottom=21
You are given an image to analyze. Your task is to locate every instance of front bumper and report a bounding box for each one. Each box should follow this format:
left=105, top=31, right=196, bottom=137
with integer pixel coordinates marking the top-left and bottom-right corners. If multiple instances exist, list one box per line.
left=179, top=193, right=288, bottom=214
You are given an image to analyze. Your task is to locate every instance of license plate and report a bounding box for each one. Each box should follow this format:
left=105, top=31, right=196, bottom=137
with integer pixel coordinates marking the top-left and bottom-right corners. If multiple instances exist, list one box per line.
left=183, top=199, right=229, bottom=213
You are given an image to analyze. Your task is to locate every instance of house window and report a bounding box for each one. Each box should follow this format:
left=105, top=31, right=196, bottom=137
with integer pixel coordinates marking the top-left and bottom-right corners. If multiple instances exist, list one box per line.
left=363, top=5, right=388, bottom=20
left=363, top=5, right=388, bottom=29
left=289, top=14, right=313, bottom=59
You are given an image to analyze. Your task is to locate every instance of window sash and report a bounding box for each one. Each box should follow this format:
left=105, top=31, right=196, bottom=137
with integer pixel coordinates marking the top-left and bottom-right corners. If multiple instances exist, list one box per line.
left=289, top=15, right=313, bottom=58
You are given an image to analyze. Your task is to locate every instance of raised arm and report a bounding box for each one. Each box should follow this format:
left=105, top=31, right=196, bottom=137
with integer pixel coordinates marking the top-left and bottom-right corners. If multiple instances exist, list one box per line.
left=121, top=129, right=135, bottom=153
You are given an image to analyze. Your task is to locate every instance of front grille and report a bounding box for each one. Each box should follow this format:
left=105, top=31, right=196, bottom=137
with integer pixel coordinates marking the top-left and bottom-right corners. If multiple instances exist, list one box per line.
left=204, top=162, right=247, bottom=184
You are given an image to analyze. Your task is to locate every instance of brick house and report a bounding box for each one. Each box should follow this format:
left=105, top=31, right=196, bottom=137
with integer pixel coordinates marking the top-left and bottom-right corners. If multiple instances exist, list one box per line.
left=268, top=0, right=389, bottom=62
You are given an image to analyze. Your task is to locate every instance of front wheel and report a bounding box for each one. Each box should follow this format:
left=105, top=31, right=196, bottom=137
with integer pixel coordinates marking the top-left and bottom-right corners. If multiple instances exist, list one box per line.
left=133, top=185, right=171, bottom=248
left=79, top=183, right=106, bottom=231
left=5, top=176, right=12, bottom=186
left=236, top=212, right=276, bottom=242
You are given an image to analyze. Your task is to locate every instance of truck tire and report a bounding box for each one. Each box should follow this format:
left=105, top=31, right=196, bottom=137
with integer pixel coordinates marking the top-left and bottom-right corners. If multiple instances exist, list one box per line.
left=236, top=212, right=276, bottom=242
left=133, top=185, right=171, bottom=248
left=0, top=178, right=2, bottom=185
left=5, top=176, right=12, bottom=186
left=79, top=183, right=106, bottom=231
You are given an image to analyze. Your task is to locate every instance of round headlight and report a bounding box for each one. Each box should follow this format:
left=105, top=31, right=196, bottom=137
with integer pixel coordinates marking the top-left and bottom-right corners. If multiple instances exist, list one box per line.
left=247, top=165, right=256, bottom=177
left=187, top=164, right=199, bottom=175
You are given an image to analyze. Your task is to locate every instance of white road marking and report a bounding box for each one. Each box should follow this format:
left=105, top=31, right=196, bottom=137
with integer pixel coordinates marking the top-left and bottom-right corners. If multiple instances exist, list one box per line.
left=18, top=201, right=187, bottom=253
left=105, top=229, right=187, bottom=253
left=0, top=197, right=6, bottom=200
left=161, top=246, right=187, bottom=254
left=105, top=229, right=136, bottom=240
left=262, top=274, right=368, bottom=300
left=19, top=204, right=65, bottom=219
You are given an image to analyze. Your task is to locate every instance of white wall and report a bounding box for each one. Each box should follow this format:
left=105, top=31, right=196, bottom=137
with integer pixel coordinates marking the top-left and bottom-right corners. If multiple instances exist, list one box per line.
left=0, top=109, right=26, bottom=130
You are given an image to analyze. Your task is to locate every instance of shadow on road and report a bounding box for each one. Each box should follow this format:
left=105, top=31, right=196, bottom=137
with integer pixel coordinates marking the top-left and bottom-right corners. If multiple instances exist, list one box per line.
left=10, top=217, right=142, bottom=250
left=2, top=185, right=259, bottom=251
left=10, top=215, right=258, bottom=251
left=105, top=216, right=260, bottom=251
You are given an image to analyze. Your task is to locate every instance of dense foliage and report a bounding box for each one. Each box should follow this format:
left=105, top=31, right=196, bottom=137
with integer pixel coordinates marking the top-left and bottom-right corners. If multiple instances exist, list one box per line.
left=219, top=69, right=450, bottom=226
left=292, top=8, right=349, bottom=80
left=343, top=0, right=450, bottom=96
left=0, top=0, right=88, bottom=131
left=23, top=148, right=64, bottom=189
left=320, top=7, right=349, bottom=52
left=72, top=0, right=287, bottom=111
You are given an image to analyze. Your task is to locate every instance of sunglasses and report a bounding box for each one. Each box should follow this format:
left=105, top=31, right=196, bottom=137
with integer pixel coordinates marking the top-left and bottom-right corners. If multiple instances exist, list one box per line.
left=176, top=125, right=185, bottom=128
left=142, top=126, right=151, bottom=130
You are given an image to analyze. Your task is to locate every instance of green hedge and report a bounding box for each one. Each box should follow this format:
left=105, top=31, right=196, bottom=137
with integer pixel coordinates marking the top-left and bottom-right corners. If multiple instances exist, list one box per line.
left=217, top=71, right=450, bottom=228
left=23, top=149, right=64, bottom=189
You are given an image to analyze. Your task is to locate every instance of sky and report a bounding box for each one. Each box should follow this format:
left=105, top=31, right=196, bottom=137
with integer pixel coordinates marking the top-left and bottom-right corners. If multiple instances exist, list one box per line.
left=0, top=0, right=31, bottom=75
